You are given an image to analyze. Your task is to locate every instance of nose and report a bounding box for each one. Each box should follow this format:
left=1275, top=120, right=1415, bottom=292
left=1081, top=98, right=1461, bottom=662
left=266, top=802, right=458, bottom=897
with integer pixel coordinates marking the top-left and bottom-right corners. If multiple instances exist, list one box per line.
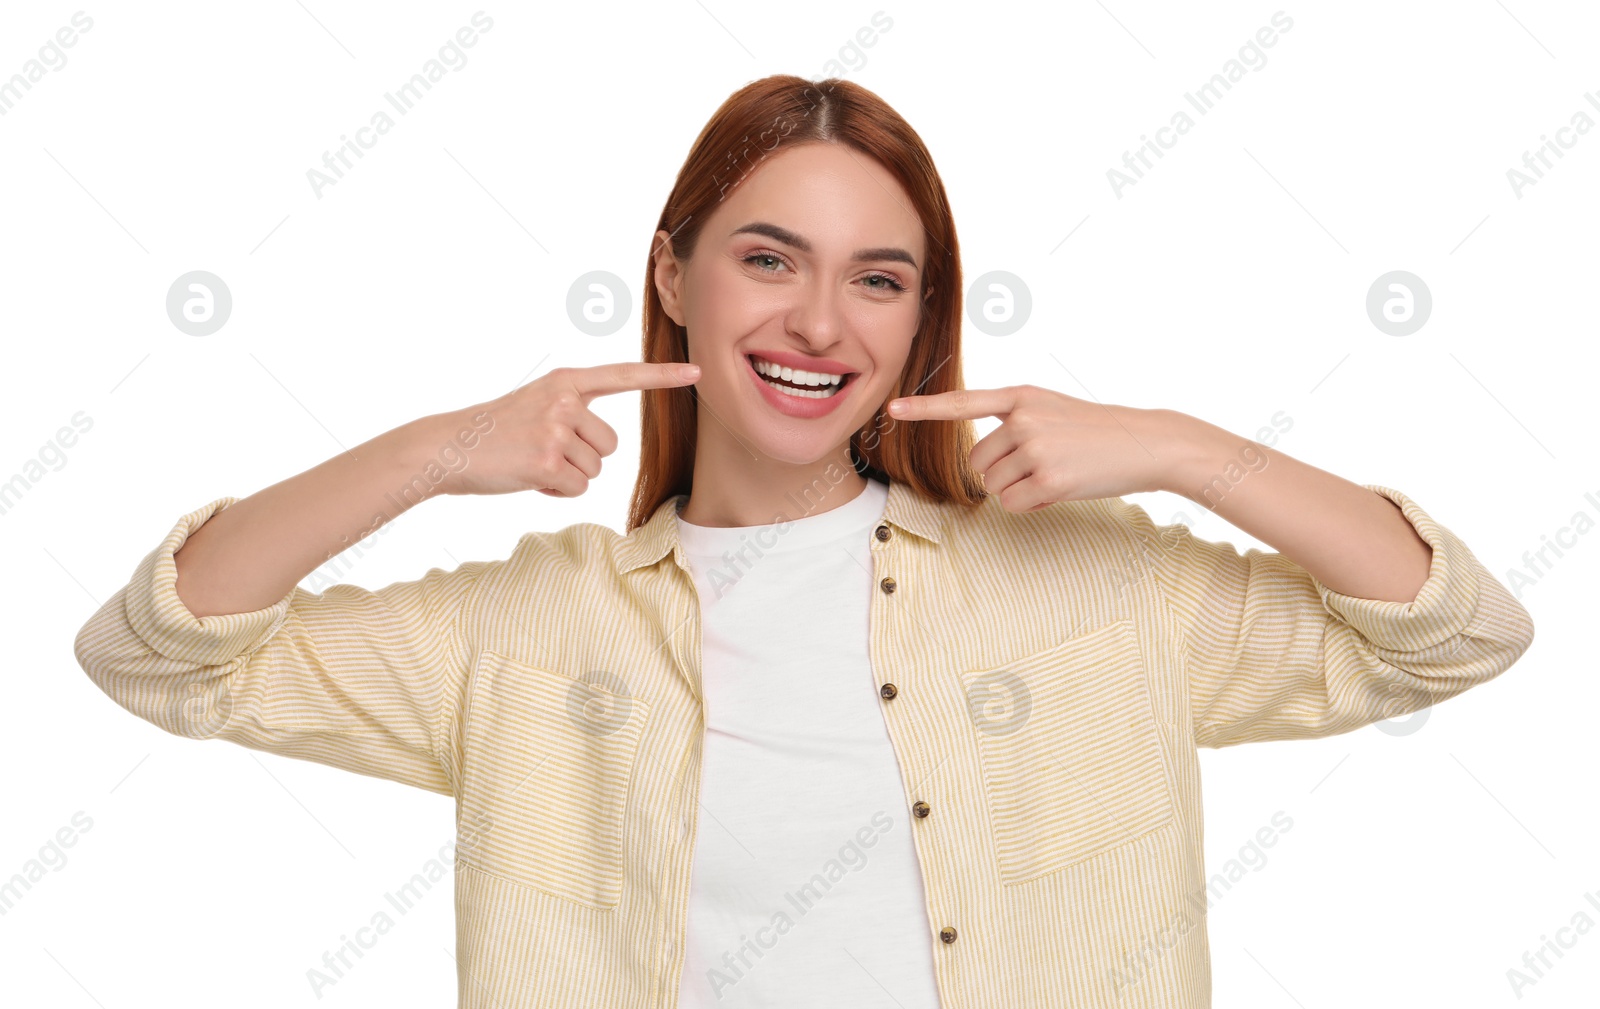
left=783, top=276, right=846, bottom=351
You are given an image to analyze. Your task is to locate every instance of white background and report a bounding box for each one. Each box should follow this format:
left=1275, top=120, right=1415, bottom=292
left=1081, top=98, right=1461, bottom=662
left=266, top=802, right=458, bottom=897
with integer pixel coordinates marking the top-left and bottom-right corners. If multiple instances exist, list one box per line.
left=2, top=1, right=1595, bottom=1006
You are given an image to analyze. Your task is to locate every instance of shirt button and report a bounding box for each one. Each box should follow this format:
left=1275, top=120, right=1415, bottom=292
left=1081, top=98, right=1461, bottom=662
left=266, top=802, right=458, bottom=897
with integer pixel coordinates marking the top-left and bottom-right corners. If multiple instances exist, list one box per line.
left=879, top=682, right=897, bottom=700
left=875, top=524, right=892, bottom=541
left=912, top=800, right=930, bottom=818
left=879, top=576, right=897, bottom=594
left=678, top=814, right=690, bottom=842
left=939, top=926, right=958, bottom=944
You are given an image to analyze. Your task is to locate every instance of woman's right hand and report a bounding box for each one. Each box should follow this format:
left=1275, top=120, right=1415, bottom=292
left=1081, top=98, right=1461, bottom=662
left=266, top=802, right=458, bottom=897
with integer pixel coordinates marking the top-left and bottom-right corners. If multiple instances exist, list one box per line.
left=430, top=361, right=701, bottom=498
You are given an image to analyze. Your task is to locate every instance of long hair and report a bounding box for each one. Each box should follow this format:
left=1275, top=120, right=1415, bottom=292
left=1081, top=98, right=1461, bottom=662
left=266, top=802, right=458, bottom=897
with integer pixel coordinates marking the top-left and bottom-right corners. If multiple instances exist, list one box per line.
left=626, top=74, right=986, bottom=531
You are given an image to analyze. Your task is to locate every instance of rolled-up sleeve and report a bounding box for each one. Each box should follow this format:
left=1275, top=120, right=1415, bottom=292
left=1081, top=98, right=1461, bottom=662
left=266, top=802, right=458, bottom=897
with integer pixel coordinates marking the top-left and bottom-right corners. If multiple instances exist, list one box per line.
left=1114, top=484, right=1535, bottom=749
left=74, top=496, right=497, bottom=795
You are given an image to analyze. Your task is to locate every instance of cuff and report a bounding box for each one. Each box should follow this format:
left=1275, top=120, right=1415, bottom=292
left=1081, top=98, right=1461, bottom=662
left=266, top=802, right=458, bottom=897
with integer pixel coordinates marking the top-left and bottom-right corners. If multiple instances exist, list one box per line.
left=124, top=496, right=295, bottom=666
left=1308, top=484, right=1482, bottom=652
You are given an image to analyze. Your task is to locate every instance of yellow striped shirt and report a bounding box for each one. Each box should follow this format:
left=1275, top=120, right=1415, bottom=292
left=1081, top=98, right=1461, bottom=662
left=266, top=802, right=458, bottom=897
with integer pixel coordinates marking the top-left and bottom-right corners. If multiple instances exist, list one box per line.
left=73, top=479, right=1535, bottom=1007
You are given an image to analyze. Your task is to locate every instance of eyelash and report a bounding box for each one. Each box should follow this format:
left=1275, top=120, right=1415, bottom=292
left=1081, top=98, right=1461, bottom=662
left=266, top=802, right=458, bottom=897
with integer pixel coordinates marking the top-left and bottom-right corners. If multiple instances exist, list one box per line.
left=742, top=250, right=908, bottom=293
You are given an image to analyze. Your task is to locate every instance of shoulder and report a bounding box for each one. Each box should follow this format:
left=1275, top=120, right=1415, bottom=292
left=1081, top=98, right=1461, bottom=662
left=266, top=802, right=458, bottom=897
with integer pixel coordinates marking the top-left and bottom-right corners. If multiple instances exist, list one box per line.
left=941, top=492, right=1149, bottom=554
left=453, top=520, right=634, bottom=635
left=501, top=519, right=626, bottom=577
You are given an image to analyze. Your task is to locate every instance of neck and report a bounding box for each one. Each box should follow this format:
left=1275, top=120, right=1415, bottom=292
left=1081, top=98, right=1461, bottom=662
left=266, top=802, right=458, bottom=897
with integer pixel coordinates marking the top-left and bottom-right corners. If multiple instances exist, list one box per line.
left=679, top=430, right=870, bottom=528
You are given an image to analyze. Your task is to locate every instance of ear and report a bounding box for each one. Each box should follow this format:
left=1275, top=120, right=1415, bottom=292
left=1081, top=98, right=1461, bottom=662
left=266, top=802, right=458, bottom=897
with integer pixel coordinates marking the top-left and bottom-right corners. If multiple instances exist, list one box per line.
left=653, top=229, right=687, bottom=326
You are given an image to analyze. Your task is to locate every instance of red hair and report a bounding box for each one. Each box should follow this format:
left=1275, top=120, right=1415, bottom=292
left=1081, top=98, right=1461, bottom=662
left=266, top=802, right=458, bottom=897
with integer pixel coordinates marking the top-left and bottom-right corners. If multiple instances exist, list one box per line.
left=627, top=75, right=985, bottom=531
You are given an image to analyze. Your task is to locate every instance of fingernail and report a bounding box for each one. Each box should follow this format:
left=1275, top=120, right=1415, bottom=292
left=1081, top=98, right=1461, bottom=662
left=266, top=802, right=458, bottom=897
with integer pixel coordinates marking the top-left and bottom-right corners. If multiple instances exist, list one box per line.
left=679, top=364, right=701, bottom=379
left=888, top=399, right=905, bottom=414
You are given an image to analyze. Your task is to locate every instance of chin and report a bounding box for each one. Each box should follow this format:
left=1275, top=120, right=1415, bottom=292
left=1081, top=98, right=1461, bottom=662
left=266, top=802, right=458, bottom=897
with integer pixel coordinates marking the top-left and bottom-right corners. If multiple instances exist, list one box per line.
left=743, top=428, right=853, bottom=467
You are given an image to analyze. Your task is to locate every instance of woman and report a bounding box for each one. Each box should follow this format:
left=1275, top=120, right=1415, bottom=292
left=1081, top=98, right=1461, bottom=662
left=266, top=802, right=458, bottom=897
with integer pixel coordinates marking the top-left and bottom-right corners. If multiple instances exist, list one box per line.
left=75, top=75, right=1535, bottom=1008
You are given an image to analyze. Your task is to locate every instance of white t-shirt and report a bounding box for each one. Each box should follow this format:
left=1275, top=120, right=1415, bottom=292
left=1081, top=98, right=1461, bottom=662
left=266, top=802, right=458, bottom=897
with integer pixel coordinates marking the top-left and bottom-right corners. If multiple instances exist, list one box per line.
left=673, top=476, right=943, bottom=1008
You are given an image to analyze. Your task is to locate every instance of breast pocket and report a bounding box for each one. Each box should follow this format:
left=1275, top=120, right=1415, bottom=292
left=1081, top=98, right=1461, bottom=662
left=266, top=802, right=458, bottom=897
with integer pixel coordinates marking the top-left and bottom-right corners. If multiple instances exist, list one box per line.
left=959, top=618, right=1175, bottom=885
left=456, top=649, right=650, bottom=910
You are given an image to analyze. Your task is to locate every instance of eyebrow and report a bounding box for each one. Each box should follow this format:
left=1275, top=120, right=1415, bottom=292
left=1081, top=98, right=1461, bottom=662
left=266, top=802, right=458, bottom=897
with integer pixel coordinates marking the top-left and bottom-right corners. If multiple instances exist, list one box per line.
left=729, top=221, right=919, bottom=270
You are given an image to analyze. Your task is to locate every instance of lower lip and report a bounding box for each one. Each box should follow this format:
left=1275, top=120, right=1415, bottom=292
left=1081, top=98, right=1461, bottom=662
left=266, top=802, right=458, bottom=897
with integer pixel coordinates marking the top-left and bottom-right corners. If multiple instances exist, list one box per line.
left=743, top=355, right=856, bottom=419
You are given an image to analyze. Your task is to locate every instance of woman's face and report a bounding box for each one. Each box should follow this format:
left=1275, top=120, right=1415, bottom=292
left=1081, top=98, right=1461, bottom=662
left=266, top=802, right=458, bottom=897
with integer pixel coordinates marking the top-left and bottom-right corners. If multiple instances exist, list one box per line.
left=653, top=141, right=928, bottom=468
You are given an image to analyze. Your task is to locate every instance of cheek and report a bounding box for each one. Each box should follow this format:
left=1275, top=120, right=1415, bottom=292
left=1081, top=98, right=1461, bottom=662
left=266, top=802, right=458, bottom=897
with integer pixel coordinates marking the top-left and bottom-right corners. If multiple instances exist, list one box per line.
left=854, top=294, right=919, bottom=334
left=686, top=268, right=768, bottom=342
left=855, top=305, right=919, bottom=367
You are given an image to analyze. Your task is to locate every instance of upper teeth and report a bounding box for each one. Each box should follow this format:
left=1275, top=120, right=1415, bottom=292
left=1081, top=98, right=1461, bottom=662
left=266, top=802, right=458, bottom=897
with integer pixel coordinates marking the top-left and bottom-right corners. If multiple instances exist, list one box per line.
left=752, top=356, right=845, bottom=387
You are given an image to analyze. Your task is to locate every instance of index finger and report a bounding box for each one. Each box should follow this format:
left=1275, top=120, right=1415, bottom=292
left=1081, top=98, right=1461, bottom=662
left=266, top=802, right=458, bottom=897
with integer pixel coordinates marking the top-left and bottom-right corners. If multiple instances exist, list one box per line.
left=887, top=387, right=1015, bottom=421
left=571, top=361, right=701, bottom=399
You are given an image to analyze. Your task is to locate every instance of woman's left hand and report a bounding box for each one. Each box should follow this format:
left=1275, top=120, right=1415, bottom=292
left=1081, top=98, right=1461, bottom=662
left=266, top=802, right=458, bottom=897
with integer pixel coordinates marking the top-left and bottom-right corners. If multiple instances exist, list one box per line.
left=887, top=385, right=1199, bottom=512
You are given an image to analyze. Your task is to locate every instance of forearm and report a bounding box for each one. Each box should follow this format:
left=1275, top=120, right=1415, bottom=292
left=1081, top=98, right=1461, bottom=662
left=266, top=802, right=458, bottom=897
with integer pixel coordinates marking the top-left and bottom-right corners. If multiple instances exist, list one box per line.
left=1154, top=410, right=1433, bottom=604
left=173, top=414, right=456, bottom=618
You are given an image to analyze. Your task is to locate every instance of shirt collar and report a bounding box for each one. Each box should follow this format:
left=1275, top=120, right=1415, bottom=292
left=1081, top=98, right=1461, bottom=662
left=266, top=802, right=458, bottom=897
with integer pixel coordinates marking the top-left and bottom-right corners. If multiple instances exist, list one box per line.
left=615, top=476, right=946, bottom=576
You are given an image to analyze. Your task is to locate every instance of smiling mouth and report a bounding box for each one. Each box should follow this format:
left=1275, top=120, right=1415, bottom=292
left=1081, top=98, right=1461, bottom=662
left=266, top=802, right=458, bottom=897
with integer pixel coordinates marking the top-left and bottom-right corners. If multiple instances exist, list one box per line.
left=747, top=354, right=858, bottom=399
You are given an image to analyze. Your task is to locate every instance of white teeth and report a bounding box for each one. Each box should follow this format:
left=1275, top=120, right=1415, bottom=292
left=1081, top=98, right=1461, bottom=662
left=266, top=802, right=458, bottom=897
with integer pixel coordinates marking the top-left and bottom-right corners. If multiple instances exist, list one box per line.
left=760, top=376, right=839, bottom=399
left=750, top=356, right=844, bottom=387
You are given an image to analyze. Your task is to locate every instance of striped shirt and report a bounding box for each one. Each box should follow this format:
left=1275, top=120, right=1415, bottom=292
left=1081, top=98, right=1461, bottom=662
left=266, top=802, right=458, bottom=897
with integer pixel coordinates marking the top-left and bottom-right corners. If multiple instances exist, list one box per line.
left=73, top=478, right=1535, bottom=1007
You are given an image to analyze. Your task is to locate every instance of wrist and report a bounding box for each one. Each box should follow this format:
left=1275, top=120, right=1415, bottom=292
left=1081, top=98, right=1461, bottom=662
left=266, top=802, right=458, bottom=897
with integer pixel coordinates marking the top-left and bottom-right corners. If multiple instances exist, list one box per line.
left=1146, top=409, right=1236, bottom=501
left=383, top=413, right=464, bottom=497
left=403, top=409, right=499, bottom=497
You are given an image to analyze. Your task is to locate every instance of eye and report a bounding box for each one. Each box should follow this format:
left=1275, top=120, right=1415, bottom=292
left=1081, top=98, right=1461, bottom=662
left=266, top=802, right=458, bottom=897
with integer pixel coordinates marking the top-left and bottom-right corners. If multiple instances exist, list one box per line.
left=742, top=251, right=790, bottom=273
left=741, top=250, right=909, bottom=295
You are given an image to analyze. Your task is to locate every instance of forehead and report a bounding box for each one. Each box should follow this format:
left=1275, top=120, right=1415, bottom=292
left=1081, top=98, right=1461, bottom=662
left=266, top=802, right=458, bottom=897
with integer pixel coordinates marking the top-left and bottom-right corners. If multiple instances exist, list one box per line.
left=710, top=142, right=924, bottom=255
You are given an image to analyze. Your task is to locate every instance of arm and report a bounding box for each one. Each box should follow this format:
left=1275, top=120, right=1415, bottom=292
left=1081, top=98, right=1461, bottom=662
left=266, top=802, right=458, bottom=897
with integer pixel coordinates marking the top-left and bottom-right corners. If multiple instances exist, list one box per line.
left=172, top=413, right=474, bottom=617
left=1158, top=410, right=1434, bottom=604
left=73, top=414, right=499, bottom=794
left=73, top=361, right=697, bottom=791
left=1118, top=411, right=1535, bottom=749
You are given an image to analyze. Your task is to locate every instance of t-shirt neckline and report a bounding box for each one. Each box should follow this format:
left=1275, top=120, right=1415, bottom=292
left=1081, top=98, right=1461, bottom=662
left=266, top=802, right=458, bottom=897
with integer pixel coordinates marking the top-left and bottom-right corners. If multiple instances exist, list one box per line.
left=675, top=477, right=889, bottom=556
